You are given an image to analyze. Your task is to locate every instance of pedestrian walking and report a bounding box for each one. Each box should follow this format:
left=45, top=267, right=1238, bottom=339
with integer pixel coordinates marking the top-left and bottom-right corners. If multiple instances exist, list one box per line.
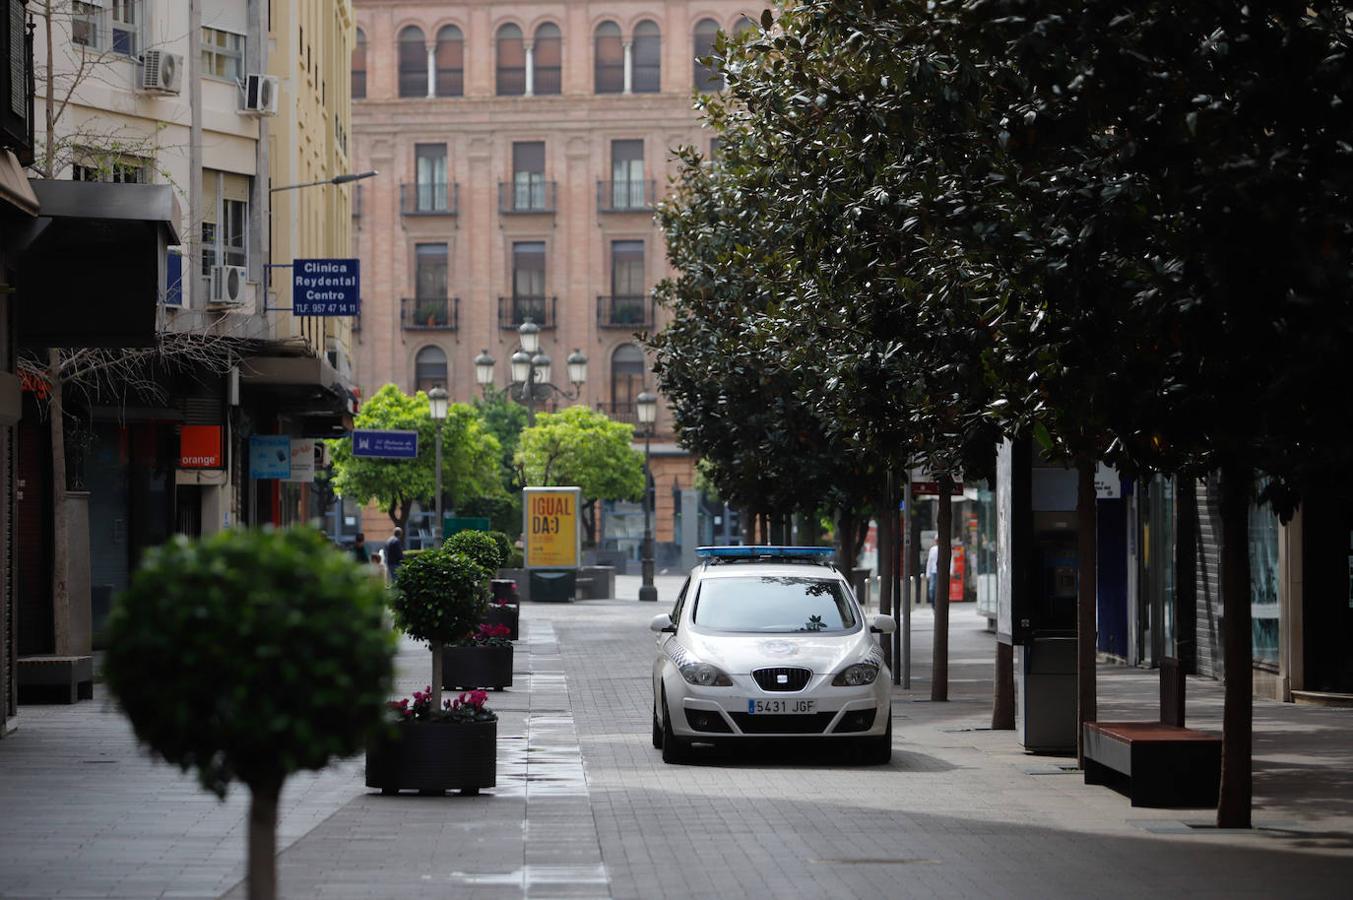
left=384, top=527, right=405, bottom=579
left=926, top=539, right=939, bottom=606
left=351, top=532, right=370, bottom=564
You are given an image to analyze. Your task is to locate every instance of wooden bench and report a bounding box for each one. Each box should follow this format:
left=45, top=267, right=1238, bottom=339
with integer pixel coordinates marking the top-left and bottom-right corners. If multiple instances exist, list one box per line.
left=1083, top=721, right=1221, bottom=808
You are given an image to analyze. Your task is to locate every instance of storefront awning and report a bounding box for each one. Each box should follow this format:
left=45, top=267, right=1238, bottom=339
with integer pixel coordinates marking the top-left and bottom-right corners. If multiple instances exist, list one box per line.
left=15, top=180, right=181, bottom=348
left=239, top=353, right=356, bottom=436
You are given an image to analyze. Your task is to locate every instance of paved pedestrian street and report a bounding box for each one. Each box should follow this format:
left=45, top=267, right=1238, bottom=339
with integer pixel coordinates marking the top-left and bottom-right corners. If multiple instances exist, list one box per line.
left=2, top=576, right=1351, bottom=899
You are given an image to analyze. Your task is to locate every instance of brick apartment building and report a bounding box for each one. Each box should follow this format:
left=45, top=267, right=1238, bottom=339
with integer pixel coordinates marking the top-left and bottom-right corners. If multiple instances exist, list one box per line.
left=349, top=2, right=755, bottom=554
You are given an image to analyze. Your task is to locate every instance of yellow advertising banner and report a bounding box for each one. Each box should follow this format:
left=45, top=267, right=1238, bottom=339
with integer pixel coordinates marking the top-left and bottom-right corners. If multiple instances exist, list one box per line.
left=524, top=487, right=581, bottom=569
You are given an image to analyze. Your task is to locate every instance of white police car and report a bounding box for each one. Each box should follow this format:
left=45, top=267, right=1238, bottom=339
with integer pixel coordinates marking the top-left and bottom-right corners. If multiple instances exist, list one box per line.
left=650, top=546, right=896, bottom=764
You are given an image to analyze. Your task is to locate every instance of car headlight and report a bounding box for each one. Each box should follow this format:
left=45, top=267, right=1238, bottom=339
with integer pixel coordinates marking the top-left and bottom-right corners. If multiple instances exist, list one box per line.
left=832, top=663, right=880, bottom=686
left=679, top=662, right=733, bottom=686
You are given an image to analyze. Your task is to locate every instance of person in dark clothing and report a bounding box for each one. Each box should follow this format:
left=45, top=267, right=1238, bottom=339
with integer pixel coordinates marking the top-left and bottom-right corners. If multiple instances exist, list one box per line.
left=351, top=533, right=369, bottom=564
left=384, top=527, right=405, bottom=577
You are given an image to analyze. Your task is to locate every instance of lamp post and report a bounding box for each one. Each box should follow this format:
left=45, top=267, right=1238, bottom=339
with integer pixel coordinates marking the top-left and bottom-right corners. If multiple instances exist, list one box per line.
left=269, top=170, right=379, bottom=192
left=477, top=319, right=587, bottom=425
left=636, top=390, right=658, bottom=603
left=428, top=386, right=448, bottom=542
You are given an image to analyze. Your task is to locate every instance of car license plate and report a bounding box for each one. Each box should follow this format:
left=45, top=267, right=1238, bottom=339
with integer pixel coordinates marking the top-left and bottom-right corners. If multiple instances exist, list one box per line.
left=747, top=699, right=816, bottom=715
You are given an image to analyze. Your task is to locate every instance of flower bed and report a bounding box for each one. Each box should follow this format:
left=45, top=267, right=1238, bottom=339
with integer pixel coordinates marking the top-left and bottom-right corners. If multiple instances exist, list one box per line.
left=365, top=688, right=497, bottom=796
left=443, top=624, right=514, bottom=690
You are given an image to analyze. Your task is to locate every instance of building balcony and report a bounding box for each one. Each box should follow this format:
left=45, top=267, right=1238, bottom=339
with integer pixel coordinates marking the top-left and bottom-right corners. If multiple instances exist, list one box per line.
left=401, top=297, right=460, bottom=331
left=596, top=401, right=638, bottom=427
left=498, top=295, right=556, bottom=330
left=597, top=295, right=653, bottom=330
left=597, top=180, right=656, bottom=213
left=498, top=180, right=556, bottom=214
left=401, top=182, right=459, bottom=216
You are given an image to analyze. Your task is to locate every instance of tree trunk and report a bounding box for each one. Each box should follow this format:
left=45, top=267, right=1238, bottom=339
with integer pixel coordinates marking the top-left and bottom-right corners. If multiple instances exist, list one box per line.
left=48, top=350, right=70, bottom=655
left=42, top=2, right=54, bottom=177
left=1217, top=464, right=1253, bottom=829
left=931, top=474, right=953, bottom=702
left=876, top=491, right=894, bottom=671
left=429, top=640, right=444, bottom=712
left=1076, top=458, right=1098, bottom=766
left=836, top=509, right=857, bottom=569
left=1175, top=478, right=1198, bottom=674
left=992, top=641, right=1016, bottom=729
left=247, top=778, right=282, bottom=900
left=581, top=499, right=597, bottom=547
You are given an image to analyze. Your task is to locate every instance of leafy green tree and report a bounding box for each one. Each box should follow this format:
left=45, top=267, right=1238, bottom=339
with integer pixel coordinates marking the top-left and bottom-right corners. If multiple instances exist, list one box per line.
left=328, top=384, right=504, bottom=535
left=102, top=528, right=394, bottom=900
left=390, top=548, right=489, bottom=711
left=471, top=387, right=530, bottom=536
left=444, top=530, right=506, bottom=574
left=514, top=406, right=645, bottom=545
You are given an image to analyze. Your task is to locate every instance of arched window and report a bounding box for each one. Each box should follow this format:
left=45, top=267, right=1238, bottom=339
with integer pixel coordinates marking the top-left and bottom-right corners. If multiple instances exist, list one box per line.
left=692, top=18, right=721, bottom=92
left=351, top=28, right=366, bottom=99
left=415, top=346, right=448, bottom=394
left=632, top=20, right=660, bottom=93
left=533, top=23, right=562, bottom=95
left=434, top=25, right=463, bottom=97
left=398, top=25, right=426, bottom=98
left=496, top=24, right=525, bottom=95
left=733, top=16, right=757, bottom=37
left=594, top=21, right=623, bottom=94
left=611, top=344, right=646, bottom=422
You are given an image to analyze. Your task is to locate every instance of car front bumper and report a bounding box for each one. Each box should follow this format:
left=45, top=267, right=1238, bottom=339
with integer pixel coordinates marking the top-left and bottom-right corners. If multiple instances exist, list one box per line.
left=665, top=673, right=891, bottom=739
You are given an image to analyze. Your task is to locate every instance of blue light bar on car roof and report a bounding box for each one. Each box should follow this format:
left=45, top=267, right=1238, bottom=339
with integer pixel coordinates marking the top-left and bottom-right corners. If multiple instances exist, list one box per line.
left=695, top=546, right=836, bottom=559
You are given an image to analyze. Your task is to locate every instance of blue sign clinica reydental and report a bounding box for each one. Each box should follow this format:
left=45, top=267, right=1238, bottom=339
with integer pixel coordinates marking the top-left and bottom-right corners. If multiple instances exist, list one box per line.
left=351, top=429, right=418, bottom=459
left=292, top=258, right=359, bottom=316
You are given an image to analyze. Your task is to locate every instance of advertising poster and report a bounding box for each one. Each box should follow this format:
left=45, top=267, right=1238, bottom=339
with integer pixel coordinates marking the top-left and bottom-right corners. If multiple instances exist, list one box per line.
left=249, top=435, right=291, bottom=480
left=523, top=486, right=581, bottom=569
left=285, top=438, right=316, bottom=482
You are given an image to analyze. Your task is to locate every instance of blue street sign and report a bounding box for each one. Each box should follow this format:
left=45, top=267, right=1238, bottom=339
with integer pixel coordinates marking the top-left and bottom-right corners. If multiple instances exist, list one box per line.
left=249, top=435, right=292, bottom=479
left=292, top=258, right=360, bottom=316
left=352, top=429, right=418, bottom=459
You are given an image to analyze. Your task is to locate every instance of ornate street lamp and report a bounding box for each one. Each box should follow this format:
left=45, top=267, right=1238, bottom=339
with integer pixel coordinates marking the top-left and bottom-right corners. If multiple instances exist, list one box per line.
left=474, top=350, right=495, bottom=395
left=636, top=390, right=658, bottom=603
left=505, top=319, right=586, bottom=425
left=427, top=386, right=448, bottom=542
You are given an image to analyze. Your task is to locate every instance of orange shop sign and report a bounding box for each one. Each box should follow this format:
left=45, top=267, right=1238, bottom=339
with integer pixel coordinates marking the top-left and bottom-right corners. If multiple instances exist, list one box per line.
left=179, top=425, right=224, bottom=469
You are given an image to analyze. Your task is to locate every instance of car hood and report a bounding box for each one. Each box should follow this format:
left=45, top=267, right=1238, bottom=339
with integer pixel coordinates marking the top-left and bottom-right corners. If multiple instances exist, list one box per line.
left=681, top=629, right=872, bottom=675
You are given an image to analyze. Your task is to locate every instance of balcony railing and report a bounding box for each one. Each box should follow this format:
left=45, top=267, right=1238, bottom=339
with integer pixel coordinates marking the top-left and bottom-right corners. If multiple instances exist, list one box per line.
left=498, top=180, right=557, bottom=214
left=498, top=295, right=556, bottom=330
left=597, top=295, right=653, bottom=330
left=597, top=180, right=657, bottom=213
left=596, top=402, right=639, bottom=427
left=401, top=297, right=460, bottom=331
left=400, top=182, right=459, bottom=216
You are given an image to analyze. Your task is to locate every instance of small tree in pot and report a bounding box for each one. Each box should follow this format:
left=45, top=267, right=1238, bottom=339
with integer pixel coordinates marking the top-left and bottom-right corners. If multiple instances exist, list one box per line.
left=366, top=686, right=499, bottom=796
left=390, top=548, right=488, bottom=711
left=445, top=530, right=517, bottom=638
left=102, top=528, right=394, bottom=900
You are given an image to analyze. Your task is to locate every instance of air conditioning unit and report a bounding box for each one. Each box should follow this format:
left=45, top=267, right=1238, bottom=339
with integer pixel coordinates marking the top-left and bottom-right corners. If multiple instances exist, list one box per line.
left=209, top=266, right=247, bottom=306
left=139, top=50, right=183, bottom=94
left=240, top=74, right=279, bottom=116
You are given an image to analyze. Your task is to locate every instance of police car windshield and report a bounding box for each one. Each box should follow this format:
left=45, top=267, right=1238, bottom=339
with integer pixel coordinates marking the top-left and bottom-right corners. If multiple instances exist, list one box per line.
left=693, top=576, right=856, bottom=633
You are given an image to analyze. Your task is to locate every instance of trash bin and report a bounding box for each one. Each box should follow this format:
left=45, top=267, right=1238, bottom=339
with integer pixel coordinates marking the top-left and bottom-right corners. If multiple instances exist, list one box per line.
left=529, top=569, right=577, bottom=603
left=1015, top=632, right=1077, bottom=753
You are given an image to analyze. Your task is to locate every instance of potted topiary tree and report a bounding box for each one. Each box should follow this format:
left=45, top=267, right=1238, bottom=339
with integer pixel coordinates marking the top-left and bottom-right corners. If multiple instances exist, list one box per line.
left=445, top=530, right=517, bottom=639
left=389, top=547, right=488, bottom=711
left=102, top=528, right=394, bottom=900
left=365, top=687, right=498, bottom=796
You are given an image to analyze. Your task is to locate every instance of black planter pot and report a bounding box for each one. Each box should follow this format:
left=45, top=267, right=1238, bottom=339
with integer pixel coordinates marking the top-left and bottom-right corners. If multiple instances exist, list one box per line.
left=443, top=643, right=514, bottom=690
left=485, top=603, right=519, bottom=640
left=365, top=719, right=497, bottom=795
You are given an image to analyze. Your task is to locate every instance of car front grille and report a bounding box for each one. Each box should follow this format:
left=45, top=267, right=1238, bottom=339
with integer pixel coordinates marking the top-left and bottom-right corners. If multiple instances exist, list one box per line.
left=729, top=712, right=836, bottom=735
left=752, top=667, right=812, bottom=692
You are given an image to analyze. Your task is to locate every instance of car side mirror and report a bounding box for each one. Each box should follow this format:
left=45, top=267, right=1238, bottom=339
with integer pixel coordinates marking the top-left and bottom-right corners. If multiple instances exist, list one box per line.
left=649, top=613, right=676, bottom=634
left=870, top=614, right=897, bottom=634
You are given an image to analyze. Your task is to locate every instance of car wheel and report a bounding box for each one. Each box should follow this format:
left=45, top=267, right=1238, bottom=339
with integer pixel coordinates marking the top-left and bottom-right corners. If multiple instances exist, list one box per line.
left=660, top=692, right=691, bottom=764
left=861, top=711, right=892, bottom=765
